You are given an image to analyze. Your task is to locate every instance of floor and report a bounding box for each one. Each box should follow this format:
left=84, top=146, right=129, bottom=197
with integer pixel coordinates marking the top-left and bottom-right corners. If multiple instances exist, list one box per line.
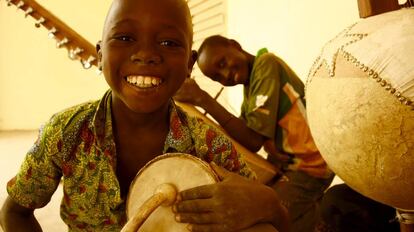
left=0, top=130, right=66, bottom=231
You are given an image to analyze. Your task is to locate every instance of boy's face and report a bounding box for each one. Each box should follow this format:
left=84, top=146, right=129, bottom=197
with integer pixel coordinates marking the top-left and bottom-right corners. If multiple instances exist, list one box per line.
left=98, top=0, right=195, bottom=114
left=197, top=43, right=250, bottom=86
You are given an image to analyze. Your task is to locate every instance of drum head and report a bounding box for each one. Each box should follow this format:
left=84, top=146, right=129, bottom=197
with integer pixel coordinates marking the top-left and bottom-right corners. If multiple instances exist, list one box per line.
left=126, top=153, right=218, bottom=232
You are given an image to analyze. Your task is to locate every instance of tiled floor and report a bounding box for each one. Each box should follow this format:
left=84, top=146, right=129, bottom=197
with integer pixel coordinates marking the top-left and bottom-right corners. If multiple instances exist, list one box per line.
left=0, top=130, right=66, bottom=231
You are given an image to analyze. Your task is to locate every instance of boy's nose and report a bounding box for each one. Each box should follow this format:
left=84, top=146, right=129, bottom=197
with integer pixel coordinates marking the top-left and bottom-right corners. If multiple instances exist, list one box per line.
left=220, top=69, right=232, bottom=82
left=130, top=50, right=162, bottom=65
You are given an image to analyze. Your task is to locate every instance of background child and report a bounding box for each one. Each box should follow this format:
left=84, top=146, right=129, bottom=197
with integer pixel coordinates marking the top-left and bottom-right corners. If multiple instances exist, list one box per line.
left=0, top=1, right=288, bottom=232
left=174, top=34, right=334, bottom=232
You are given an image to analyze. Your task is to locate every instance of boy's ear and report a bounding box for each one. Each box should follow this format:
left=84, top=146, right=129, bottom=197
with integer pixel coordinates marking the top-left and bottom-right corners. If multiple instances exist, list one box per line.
left=96, top=41, right=103, bottom=71
left=187, top=50, right=198, bottom=76
left=229, top=39, right=242, bottom=50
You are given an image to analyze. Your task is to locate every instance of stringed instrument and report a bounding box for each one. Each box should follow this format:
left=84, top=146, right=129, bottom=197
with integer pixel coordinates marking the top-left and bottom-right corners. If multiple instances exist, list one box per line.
left=358, top=2, right=414, bottom=232
left=357, top=0, right=414, bottom=17
left=4, top=0, right=98, bottom=69
left=307, top=1, right=414, bottom=232
left=3, top=0, right=278, bottom=184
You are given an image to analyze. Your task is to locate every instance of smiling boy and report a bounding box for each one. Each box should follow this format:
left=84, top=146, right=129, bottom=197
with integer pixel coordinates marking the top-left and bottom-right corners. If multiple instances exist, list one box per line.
left=175, top=35, right=334, bottom=232
left=0, top=1, right=288, bottom=232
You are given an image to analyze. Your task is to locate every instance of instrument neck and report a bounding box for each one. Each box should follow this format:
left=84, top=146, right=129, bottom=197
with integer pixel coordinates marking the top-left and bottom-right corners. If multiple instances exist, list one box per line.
left=400, top=223, right=414, bottom=232
left=357, top=0, right=402, bottom=18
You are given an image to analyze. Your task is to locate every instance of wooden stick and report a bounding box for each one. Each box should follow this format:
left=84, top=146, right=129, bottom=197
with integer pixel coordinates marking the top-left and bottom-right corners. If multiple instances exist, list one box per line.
left=397, top=209, right=414, bottom=232
left=400, top=223, right=414, bottom=232
left=5, top=0, right=98, bottom=67
left=121, top=184, right=177, bottom=232
left=357, top=0, right=400, bottom=18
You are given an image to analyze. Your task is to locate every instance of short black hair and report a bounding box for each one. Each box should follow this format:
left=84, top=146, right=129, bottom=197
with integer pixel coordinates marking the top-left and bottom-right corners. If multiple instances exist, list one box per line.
left=197, top=35, right=230, bottom=56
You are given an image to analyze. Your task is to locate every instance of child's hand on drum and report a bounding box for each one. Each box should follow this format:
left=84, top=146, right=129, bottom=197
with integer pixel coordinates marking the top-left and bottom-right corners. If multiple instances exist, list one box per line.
left=172, top=163, right=289, bottom=232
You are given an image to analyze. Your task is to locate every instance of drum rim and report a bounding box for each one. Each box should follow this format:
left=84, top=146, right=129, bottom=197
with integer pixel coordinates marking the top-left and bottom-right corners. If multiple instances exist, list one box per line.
left=125, top=152, right=219, bottom=218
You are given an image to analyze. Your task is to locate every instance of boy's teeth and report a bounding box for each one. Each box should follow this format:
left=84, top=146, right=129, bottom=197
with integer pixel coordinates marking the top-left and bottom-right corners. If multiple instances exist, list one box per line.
left=126, top=75, right=162, bottom=88
left=144, top=77, right=152, bottom=85
left=137, top=76, right=143, bottom=84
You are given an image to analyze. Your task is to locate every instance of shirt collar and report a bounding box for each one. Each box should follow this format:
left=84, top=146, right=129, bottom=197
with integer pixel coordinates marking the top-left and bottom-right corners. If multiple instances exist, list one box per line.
left=249, top=47, right=269, bottom=82
left=92, top=90, right=113, bottom=150
left=256, top=47, right=269, bottom=58
left=92, top=90, right=194, bottom=155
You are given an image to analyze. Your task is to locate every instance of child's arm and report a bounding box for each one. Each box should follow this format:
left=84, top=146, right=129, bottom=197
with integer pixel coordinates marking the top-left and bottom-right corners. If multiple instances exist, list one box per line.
left=174, top=79, right=267, bottom=152
left=172, top=163, right=290, bottom=232
left=0, top=197, right=42, bottom=232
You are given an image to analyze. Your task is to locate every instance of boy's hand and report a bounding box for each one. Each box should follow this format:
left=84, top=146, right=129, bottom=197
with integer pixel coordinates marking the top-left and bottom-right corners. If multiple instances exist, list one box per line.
left=174, top=78, right=206, bottom=106
left=172, top=163, right=276, bottom=232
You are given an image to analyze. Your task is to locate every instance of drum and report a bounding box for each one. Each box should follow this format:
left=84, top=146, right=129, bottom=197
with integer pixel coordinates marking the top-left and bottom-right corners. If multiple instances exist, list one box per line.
left=122, top=153, right=219, bottom=232
left=306, top=8, right=414, bottom=210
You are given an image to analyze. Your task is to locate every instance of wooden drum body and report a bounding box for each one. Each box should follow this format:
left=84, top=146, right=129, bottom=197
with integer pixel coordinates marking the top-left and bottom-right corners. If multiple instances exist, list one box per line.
left=123, top=153, right=218, bottom=232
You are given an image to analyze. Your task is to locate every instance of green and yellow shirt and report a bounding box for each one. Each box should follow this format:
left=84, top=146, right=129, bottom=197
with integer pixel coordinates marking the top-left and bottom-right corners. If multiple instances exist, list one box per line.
left=7, top=90, right=254, bottom=231
left=241, top=48, right=330, bottom=178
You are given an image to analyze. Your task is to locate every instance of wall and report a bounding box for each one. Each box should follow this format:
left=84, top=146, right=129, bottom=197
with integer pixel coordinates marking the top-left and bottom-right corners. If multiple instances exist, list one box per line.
left=0, top=1, right=360, bottom=130
left=225, top=0, right=360, bottom=114
left=0, top=0, right=111, bottom=130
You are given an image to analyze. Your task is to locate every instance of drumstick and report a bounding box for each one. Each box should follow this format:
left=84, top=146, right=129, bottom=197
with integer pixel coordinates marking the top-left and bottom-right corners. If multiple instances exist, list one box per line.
left=121, top=183, right=177, bottom=232
left=213, top=87, right=224, bottom=100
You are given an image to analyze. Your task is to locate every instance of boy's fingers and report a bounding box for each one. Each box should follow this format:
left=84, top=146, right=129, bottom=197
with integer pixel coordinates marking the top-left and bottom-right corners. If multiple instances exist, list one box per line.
left=179, top=184, right=214, bottom=201
left=175, top=212, right=219, bottom=224
left=174, top=199, right=214, bottom=213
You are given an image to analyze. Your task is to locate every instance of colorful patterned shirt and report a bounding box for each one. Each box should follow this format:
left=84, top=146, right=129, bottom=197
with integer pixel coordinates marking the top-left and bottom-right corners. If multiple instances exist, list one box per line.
left=241, top=48, right=331, bottom=178
left=7, top=90, right=254, bottom=231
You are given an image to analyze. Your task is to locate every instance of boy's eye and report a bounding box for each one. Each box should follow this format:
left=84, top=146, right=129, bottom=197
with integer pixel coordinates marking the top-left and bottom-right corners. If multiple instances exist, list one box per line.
left=115, top=35, right=134, bottom=42
left=160, top=40, right=180, bottom=47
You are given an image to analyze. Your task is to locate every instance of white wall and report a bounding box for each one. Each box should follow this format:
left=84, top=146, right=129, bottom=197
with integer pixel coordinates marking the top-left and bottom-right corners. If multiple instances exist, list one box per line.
left=225, top=0, right=360, bottom=115
left=0, top=0, right=360, bottom=130
left=0, top=1, right=111, bottom=130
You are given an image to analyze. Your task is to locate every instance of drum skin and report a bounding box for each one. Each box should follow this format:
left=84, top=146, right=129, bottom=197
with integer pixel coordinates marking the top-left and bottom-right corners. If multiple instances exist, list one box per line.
left=306, top=8, right=414, bottom=210
left=126, top=153, right=218, bottom=232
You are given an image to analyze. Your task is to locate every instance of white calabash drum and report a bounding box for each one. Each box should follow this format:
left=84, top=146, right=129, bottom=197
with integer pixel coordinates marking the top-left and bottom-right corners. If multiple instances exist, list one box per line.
left=121, top=153, right=218, bottom=232
left=306, top=8, right=414, bottom=211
